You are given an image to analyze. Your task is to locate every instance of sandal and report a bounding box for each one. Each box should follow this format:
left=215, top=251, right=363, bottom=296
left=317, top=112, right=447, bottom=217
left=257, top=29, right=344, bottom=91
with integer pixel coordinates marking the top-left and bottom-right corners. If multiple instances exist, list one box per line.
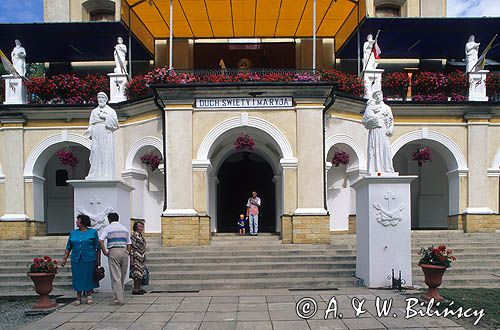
left=87, top=297, right=94, bottom=305
left=73, top=300, right=81, bottom=306
left=132, top=290, right=144, bottom=295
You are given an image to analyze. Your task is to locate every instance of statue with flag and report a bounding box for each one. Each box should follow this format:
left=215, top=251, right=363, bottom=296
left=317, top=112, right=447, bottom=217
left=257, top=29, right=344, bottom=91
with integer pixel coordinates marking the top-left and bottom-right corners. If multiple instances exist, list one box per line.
left=362, top=31, right=381, bottom=72
left=468, top=34, right=498, bottom=73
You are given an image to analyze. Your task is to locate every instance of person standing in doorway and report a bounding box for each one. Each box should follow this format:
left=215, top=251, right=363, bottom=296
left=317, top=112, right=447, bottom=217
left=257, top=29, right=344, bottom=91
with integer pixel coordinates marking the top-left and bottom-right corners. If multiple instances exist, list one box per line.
left=99, top=212, right=131, bottom=306
left=246, top=191, right=261, bottom=236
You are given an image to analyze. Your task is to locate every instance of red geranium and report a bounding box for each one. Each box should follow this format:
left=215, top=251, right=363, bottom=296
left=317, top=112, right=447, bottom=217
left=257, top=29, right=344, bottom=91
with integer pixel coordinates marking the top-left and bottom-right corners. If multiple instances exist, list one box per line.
left=140, top=151, right=162, bottom=171
left=332, top=151, right=350, bottom=167
left=56, top=149, right=79, bottom=168
left=418, top=244, right=456, bottom=267
left=234, top=133, right=255, bottom=152
left=29, top=255, right=58, bottom=274
left=411, top=147, right=432, bottom=167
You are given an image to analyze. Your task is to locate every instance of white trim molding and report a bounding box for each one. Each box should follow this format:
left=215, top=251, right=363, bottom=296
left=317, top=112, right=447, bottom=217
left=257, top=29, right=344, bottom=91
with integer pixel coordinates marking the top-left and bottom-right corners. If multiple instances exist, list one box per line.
left=487, top=168, right=500, bottom=177
left=0, top=214, right=31, bottom=221
left=294, top=208, right=328, bottom=215
left=280, top=158, right=299, bottom=169
left=162, top=209, right=198, bottom=217
left=121, top=169, right=148, bottom=180
left=391, top=128, right=468, bottom=171
left=24, top=131, right=91, bottom=178
left=196, top=115, right=294, bottom=161
left=192, top=159, right=212, bottom=171
left=325, top=134, right=367, bottom=172
left=463, top=207, right=495, bottom=215
left=124, top=136, right=164, bottom=170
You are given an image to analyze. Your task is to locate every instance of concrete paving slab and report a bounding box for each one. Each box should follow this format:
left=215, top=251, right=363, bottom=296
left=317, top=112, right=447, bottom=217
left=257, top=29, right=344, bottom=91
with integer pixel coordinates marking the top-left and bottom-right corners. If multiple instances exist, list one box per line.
left=54, top=321, right=98, bottom=330
left=162, top=322, right=201, bottom=330
left=307, top=319, right=348, bottom=330
left=236, top=311, right=270, bottom=321
left=203, top=311, right=237, bottom=322
left=207, top=303, right=238, bottom=312
left=235, top=321, right=273, bottom=330
left=199, top=321, right=237, bottom=330
left=271, top=320, right=310, bottom=330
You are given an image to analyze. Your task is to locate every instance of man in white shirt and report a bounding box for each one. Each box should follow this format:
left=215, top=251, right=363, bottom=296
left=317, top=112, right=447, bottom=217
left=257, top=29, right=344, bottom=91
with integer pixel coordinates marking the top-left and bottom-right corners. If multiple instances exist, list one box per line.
left=246, top=191, right=261, bottom=236
left=99, top=212, right=131, bottom=305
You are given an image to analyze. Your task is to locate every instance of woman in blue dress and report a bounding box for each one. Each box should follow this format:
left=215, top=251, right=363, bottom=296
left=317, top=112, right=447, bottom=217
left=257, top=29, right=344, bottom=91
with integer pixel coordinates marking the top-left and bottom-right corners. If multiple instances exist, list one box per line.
left=61, top=214, right=101, bottom=305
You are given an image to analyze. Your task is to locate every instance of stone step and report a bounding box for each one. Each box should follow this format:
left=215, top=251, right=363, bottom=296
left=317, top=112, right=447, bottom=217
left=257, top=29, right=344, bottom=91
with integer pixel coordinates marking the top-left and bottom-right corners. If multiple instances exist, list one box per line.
left=147, top=261, right=356, bottom=271
left=412, top=266, right=500, bottom=275
left=149, top=268, right=356, bottom=280
left=141, top=276, right=359, bottom=291
left=145, top=255, right=356, bottom=264
left=412, top=274, right=500, bottom=287
left=0, top=281, right=74, bottom=293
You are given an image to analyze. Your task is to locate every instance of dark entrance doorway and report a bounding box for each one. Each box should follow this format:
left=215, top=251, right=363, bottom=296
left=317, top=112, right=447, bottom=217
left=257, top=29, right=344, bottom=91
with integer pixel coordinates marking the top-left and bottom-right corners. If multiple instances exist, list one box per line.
left=217, top=152, right=276, bottom=233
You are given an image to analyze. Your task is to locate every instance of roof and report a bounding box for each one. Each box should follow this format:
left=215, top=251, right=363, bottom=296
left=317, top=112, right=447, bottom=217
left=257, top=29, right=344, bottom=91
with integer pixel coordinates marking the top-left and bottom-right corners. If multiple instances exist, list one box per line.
left=337, top=17, right=500, bottom=60
left=122, top=0, right=366, bottom=52
left=0, top=22, right=153, bottom=63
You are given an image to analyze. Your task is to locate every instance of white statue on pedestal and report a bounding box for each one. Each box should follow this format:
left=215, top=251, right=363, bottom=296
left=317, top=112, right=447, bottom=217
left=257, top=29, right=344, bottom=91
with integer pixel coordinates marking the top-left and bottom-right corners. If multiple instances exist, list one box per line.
left=363, top=34, right=380, bottom=71
left=85, top=92, right=119, bottom=180
left=465, top=35, right=480, bottom=73
left=362, top=91, right=395, bottom=175
left=11, top=39, right=26, bottom=77
left=114, top=36, right=127, bottom=74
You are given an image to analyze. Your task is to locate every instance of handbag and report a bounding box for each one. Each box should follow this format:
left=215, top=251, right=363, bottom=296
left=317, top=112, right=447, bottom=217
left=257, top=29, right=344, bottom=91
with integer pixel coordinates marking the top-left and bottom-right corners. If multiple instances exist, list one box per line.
left=142, top=266, right=149, bottom=286
left=94, top=266, right=105, bottom=282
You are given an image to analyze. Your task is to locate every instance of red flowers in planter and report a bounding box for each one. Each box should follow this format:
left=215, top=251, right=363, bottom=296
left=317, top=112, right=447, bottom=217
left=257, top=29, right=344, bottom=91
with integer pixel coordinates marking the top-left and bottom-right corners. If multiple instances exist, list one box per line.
left=411, top=147, right=432, bottom=167
left=29, top=256, right=58, bottom=274
left=418, top=244, right=456, bottom=267
left=140, top=152, right=162, bottom=171
left=332, top=151, right=350, bottom=167
left=234, top=133, right=255, bottom=152
left=56, top=149, right=79, bottom=168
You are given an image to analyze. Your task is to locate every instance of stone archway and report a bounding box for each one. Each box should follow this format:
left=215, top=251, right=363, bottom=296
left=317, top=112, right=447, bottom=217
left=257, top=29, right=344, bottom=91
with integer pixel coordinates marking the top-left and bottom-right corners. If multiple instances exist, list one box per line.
left=392, top=129, right=468, bottom=228
left=23, top=131, right=91, bottom=233
left=195, top=114, right=296, bottom=233
left=122, top=136, right=164, bottom=233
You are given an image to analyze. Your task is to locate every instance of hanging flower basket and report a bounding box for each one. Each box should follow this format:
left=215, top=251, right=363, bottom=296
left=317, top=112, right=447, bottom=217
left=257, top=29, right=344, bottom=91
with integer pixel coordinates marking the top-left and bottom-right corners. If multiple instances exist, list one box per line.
left=56, top=149, right=79, bottom=168
left=332, top=151, right=350, bottom=167
left=234, top=133, right=255, bottom=152
left=140, top=152, right=162, bottom=172
left=411, top=147, right=432, bottom=167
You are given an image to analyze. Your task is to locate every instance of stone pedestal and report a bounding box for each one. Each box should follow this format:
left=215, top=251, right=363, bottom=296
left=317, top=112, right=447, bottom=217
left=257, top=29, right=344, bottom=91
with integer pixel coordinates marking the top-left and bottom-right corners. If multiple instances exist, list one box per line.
left=469, top=70, right=489, bottom=101
left=363, top=69, right=384, bottom=99
left=2, top=74, right=26, bottom=104
left=351, top=175, right=416, bottom=288
left=68, top=180, right=134, bottom=292
left=108, top=73, right=128, bottom=103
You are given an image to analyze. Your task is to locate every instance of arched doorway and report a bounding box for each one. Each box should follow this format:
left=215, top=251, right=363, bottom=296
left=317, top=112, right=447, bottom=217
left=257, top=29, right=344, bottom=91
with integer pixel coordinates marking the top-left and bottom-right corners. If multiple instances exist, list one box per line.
left=216, top=152, right=276, bottom=233
left=123, top=137, right=164, bottom=233
left=24, top=133, right=91, bottom=235
left=44, top=146, right=90, bottom=234
left=393, top=142, right=452, bottom=229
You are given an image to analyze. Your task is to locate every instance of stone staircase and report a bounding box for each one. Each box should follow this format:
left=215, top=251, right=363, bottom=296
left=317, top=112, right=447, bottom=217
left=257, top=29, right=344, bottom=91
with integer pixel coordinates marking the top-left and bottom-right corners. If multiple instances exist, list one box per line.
left=0, top=231, right=498, bottom=295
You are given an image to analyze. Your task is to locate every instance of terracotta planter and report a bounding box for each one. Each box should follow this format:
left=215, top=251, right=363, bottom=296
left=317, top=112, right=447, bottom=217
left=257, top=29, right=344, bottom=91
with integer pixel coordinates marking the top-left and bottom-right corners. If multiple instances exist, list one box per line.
left=419, top=264, right=447, bottom=301
left=27, top=272, right=58, bottom=309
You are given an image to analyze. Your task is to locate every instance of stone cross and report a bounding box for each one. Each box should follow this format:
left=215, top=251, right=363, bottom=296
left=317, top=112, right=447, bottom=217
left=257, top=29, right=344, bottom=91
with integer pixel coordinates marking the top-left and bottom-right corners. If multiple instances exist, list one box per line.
left=384, top=191, right=396, bottom=210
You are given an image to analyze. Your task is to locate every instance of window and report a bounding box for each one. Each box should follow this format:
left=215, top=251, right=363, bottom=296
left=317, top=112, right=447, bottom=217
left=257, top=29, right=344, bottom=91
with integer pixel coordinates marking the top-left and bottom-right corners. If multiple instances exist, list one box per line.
left=89, top=11, right=115, bottom=21
left=375, top=5, right=401, bottom=17
left=56, top=170, right=69, bottom=187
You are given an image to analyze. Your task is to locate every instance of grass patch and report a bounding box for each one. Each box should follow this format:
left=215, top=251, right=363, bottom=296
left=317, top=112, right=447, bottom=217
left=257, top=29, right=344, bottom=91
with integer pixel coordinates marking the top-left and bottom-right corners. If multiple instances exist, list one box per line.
left=437, top=288, right=499, bottom=329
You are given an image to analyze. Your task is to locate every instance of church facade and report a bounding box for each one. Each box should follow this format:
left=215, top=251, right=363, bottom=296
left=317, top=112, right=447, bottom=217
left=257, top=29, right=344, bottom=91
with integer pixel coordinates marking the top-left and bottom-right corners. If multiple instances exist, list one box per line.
left=0, top=82, right=499, bottom=244
left=0, top=0, right=499, bottom=244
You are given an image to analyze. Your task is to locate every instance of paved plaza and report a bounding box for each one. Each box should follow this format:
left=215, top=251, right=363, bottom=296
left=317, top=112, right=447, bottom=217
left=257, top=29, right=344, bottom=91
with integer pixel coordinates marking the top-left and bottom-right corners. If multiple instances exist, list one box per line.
left=17, top=288, right=466, bottom=330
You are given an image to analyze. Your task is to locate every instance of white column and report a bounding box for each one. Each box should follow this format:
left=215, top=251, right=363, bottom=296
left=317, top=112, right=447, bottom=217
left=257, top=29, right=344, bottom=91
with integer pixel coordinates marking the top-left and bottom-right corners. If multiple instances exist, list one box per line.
left=169, top=0, right=173, bottom=70
left=352, top=175, right=417, bottom=288
left=468, top=70, right=489, bottom=101
left=2, top=75, right=26, bottom=104
left=108, top=73, right=128, bottom=103
left=363, top=69, right=384, bottom=99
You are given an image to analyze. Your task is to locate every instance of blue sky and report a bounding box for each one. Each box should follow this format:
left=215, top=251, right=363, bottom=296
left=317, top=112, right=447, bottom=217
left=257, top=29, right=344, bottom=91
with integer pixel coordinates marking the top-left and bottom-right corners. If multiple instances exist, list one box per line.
left=0, top=0, right=498, bottom=24
left=0, top=0, right=43, bottom=23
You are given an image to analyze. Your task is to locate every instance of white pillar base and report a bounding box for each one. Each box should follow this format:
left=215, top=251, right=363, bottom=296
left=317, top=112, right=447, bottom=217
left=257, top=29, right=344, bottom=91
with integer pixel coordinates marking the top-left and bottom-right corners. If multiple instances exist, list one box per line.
left=363, top=69, right=384, bottom=99
left=108, top=73, right=128, bottom=103
left=2, top=75, right=26, bottom=104
left=469, top=70, right=489, bottom=102
left=352, top=175, right=417, bottom=288
left=68, top=180, right=134, bottom=292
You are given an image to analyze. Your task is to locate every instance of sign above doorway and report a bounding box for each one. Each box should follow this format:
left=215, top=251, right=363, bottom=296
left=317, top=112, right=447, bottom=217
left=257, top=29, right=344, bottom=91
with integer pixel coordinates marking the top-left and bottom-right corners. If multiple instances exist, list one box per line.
left=195, top=97, right=293, bottom=110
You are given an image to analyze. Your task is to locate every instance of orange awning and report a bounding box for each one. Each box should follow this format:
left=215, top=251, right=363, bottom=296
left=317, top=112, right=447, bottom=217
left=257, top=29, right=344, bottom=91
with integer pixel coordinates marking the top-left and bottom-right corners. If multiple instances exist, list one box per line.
left=122, top=0, right=366, bottom=54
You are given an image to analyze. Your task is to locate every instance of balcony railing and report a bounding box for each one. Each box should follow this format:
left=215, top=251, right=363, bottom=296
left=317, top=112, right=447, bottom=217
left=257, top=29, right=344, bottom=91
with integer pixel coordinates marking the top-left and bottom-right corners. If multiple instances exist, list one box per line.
left=2, top=68, right=499, bottom=105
